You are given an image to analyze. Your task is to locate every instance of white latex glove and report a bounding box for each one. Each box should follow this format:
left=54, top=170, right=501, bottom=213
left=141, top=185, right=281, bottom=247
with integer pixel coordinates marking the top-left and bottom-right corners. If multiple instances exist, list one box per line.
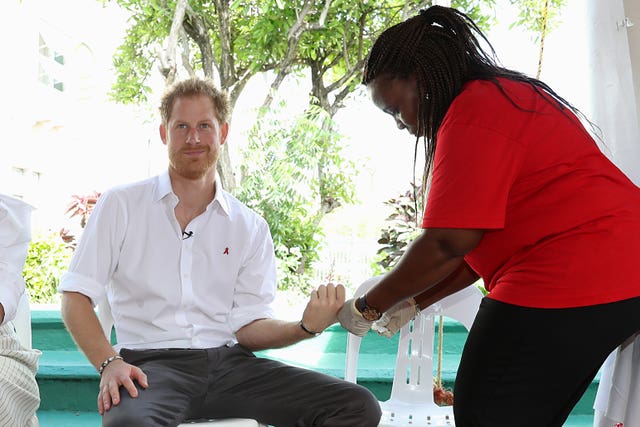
left=371, top=298, right=419, bottom=338
left=337, top=298, right=373, bottom=337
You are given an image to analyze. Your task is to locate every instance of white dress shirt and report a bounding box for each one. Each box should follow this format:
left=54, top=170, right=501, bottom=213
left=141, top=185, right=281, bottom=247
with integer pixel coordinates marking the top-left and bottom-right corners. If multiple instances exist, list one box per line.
left=59, top=171, right=277, bottom=350
left=0, top=195, right=32, bottom=326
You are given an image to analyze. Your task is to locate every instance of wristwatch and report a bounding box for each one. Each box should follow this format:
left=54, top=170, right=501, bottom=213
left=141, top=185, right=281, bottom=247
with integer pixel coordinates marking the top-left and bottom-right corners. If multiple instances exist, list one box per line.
left=356, top=295, right=382, bottom=321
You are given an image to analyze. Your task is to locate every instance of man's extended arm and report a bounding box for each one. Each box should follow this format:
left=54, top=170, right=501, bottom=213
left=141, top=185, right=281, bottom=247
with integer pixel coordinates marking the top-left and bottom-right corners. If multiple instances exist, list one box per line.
left=236, top=283, right=345, bottom=351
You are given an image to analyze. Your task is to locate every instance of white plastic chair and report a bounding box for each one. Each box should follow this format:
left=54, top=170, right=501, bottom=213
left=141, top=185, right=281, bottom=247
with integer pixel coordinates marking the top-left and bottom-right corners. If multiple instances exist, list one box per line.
left=345, top=283, right=483, bottom=427
left=97, top=301, right=266, bottom=427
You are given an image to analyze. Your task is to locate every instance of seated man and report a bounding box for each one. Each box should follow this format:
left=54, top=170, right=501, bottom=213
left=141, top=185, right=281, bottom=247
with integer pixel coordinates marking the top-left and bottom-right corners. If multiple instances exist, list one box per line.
left=59, top=77, right=381, bottom=427
left=0, top=194, right=41, bottom=426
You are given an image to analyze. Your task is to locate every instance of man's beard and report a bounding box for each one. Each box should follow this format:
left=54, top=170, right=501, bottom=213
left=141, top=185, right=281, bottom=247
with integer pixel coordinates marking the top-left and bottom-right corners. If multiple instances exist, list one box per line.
left=170, top=146, right=218, bottom=180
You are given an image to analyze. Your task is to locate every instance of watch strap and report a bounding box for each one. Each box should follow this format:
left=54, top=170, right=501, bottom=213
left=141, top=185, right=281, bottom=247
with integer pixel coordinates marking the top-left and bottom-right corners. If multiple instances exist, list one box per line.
left=356, top=294, right=382, bottom=321
left=299, top=320, right=321, bottom=337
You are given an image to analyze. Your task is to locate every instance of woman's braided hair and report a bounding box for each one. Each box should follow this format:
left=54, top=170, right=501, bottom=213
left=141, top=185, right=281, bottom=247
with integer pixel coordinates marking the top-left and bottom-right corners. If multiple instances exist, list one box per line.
left=363, top=5, right=587, bottom=186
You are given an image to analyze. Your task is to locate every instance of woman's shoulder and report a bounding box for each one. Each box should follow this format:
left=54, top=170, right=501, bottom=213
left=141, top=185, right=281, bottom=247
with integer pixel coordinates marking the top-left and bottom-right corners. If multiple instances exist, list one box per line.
left=448, top=78, right=543, bottom=124
left=459, top=78, right=534, bottom=103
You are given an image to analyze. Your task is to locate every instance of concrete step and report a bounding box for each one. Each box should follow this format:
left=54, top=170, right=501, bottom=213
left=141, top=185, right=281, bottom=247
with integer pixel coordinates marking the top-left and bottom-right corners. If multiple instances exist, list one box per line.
left=37, top=410, right=101, bottom=427
left=33, top=410, right=596, bottom=427
left=31, top=309, right=599, bottom=421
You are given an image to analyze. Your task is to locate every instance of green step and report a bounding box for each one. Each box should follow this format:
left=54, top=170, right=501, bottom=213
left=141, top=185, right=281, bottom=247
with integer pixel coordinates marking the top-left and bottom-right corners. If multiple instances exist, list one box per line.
left=37, top=410, right=101, bottom=427
left=34, top=411, right=595, bottom=427
left=31, top=308, right=598, bottom=420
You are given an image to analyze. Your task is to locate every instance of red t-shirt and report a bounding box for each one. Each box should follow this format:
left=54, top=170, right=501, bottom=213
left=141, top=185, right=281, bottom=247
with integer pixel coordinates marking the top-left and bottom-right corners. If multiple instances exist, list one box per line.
left=423, top=78, right=640, bottom=308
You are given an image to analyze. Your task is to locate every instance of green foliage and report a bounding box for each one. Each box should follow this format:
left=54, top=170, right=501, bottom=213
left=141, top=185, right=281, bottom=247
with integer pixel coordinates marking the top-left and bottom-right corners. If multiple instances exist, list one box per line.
left=105, top=0, right=516, bottom=298
left=23, top=232, right=73, bottom=304
left=372, top=184, right=423, bottom=275
left=507, top=0, right=567, bottom=42
left=372, top=185, right=489, bottom=294
left=453, top=0, right=498, bottom=30
left=237, top=103, right=357, bottom=293
left=231, top=1, right=297, bottom=70
left=108, top=0, right=498, bottom=106
left=110, top=0, right=169, bottom=104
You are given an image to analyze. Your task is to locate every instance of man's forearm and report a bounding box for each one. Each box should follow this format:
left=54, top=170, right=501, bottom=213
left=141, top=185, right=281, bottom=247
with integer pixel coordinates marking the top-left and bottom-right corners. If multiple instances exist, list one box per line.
left=61, top=292, right=118, bottom=370
left=236, top=318, right=314, bottom=351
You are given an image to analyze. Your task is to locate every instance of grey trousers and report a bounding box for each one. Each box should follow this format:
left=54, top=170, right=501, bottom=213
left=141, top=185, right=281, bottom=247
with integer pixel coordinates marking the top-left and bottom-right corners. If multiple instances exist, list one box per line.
left=102, top=344, right=381, bottom=427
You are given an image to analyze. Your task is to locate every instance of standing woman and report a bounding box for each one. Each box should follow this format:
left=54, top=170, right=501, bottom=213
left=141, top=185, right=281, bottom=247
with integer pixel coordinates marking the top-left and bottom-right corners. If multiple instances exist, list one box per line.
left=337, top=5, right=640, bottom=427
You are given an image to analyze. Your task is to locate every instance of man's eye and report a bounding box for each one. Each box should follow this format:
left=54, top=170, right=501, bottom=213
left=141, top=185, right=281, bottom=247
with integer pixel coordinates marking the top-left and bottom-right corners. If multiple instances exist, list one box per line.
left=199, top=123, right=211, bottom=129
left=177, top=124, right=187, bottom=129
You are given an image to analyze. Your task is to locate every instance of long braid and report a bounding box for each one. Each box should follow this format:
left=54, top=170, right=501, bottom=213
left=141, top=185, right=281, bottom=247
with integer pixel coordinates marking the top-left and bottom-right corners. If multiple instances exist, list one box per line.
left=363, top=5, right=599, bottom=194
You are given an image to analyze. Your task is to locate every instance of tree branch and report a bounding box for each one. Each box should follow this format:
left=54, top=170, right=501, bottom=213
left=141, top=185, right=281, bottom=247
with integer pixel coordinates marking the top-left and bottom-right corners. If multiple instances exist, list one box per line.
left=260, top=0, right=333, bottom=112
left=212, top=0, right=235, bottom=87
left=179, top=28, right=195, bottom=76
left=158, top=0, right=188, bottom=85
left=183, top=7, right=216, bottom=78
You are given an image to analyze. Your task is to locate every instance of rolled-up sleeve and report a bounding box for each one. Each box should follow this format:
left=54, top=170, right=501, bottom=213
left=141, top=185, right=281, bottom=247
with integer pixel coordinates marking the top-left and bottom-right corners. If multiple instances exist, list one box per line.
left=58, top=190, right=124, bottom=306
left=0, top=264, right=25, bottom=326
left=228, top=217, right=277, bottom=333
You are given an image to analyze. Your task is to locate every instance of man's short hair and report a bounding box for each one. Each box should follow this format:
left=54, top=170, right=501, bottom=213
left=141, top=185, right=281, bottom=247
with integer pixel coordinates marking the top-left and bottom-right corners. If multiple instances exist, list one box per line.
left=159, top=77, right=230, bottom=125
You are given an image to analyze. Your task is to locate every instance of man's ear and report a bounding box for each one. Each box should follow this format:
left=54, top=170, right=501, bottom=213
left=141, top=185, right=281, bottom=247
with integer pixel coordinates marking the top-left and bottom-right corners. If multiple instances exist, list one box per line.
left=159, top=124, right=167, bottom=145
left=220, top=122, right=229, bottom=146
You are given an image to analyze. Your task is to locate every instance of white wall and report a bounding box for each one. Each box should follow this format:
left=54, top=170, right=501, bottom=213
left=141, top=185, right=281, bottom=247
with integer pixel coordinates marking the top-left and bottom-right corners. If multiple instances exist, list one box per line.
left=585, top=0, right=640, bottom=185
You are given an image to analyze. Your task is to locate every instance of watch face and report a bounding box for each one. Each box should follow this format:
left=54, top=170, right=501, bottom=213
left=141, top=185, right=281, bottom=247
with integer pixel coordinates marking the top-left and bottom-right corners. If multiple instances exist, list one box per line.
left=361, top=307, right=382, bottom=321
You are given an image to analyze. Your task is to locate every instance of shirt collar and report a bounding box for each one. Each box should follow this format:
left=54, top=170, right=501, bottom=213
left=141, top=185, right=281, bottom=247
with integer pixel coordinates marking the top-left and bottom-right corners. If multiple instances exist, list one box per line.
left=154, top=169, right=231, bottom=217
left=212, top=179, right=231, bottom=216
left=155, top=171, right=173, bottom=202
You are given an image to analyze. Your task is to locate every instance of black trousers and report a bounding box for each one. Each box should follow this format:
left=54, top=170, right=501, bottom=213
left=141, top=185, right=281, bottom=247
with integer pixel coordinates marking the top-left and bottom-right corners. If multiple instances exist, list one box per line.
left=454, top=296, right=640, bottom=427
left=102, top=344, right=381, bottom=427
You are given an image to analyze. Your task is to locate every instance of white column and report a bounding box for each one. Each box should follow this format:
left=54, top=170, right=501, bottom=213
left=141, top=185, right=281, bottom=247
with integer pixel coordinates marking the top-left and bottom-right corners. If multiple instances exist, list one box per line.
left=585, top=0, right=640, bottom=185
left=589, top=1, right=640, bottom=425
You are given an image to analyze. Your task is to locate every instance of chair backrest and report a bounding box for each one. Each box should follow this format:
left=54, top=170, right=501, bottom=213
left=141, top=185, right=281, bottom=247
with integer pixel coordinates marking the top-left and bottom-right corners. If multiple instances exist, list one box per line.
left=13, top=292, right=33, bottom=349
left=389, top=285, right=481, bottom=405
left=345, top=282, right=483, bottom=422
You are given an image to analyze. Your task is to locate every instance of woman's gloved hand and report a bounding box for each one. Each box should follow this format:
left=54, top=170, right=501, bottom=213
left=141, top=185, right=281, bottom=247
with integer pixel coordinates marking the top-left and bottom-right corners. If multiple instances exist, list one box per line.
left=337, top=298, right=373, bottom=336
left=371, top=298, right=420, bottom=338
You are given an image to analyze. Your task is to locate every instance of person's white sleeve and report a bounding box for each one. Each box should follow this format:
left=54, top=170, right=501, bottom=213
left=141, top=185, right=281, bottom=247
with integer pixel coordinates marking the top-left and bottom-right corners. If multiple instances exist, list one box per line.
left=0, top=196, right=32, bottom=325
left=0, top=266, right=25, bottom=326
left=58, top=190, right=124, bottom=306
left=228, top=217, right=277, bottom=333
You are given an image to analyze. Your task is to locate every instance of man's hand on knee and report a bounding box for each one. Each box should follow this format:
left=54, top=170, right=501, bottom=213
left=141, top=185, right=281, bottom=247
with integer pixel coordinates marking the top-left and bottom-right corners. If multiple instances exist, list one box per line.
left=98, top=360, right=148, bottom=415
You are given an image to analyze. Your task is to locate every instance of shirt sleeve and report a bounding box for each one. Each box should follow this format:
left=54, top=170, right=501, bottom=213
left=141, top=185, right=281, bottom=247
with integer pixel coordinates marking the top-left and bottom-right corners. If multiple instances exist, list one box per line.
left=423, top=121, right=526, bottom=230
left=58, top=190, right=126, bottom=307
left=227, top=217, right=277, bottom=333
left=0, top=197, right=32, bottom=325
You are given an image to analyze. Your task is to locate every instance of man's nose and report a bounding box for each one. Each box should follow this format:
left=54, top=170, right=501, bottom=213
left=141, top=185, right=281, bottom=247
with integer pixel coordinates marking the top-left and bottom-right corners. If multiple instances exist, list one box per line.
left=186, top=128, right=201, bottom=143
